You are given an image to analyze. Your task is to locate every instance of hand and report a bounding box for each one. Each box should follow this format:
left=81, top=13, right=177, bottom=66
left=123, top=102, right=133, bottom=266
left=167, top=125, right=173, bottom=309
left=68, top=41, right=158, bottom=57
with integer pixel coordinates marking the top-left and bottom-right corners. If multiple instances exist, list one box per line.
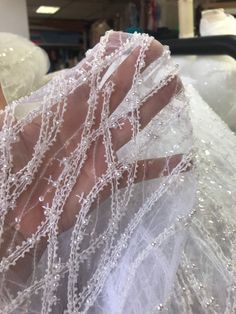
left=2, top=33, right=184, bottom=279
left=0, top=83, right=7, bottom=110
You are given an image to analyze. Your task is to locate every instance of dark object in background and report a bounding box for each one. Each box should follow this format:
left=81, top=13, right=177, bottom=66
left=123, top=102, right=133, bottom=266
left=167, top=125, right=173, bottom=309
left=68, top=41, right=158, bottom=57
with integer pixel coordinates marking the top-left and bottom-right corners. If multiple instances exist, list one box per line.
left=160, top=35, right=236, bottom=60
left=195, top=4, right=203, bottom=36
left=147, top=27, right=178, bottom=40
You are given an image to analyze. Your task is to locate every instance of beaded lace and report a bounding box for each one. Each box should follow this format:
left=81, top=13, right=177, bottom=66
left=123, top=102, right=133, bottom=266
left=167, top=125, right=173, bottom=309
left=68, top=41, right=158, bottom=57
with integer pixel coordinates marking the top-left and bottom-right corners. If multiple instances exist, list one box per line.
left=2, top=30, right=234, bottom=314
left=165, top=85, right=236, bottom=314
left=0, top=31, right=195, bottom=313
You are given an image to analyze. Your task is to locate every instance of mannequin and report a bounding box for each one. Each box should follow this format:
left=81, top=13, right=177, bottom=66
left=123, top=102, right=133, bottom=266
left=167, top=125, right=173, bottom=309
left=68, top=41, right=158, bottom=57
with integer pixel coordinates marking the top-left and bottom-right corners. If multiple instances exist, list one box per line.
left=200, top=8, right=236, bottom=36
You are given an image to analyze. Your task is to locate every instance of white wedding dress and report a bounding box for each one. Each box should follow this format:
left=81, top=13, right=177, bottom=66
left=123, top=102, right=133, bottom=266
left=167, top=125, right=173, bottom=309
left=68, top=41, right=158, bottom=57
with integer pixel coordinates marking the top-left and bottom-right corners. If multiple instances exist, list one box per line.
left=165, top=83, right=236, bottom=313
left=0, top=31, right=235, bottom=314
left=174, top=9, right=236, bottom=132
left=174, top=55, right=236, bottom=132
left=0, top=32, right=49, bottom=106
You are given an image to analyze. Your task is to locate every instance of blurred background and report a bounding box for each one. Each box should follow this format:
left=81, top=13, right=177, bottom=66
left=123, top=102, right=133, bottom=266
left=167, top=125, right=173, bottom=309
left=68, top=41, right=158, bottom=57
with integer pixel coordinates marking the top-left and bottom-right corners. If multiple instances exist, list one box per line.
left=0, top=0, right=235, bottom=72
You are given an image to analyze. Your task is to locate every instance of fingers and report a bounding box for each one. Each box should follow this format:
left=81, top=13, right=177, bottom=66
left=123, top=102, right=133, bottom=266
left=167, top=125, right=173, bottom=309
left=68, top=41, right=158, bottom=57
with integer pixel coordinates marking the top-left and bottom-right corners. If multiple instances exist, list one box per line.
left=107, top=38, right=164, bottom=115
left=92, top=46, right=142, bottom=128
left=93, top=33, right=164, bottom=127
left=118, top=154, right=188, bottom=189
left=0, top=83, right=7, bottom=110
left=92, top=154, right=191, bottom=210
left=111, top=76, right=182, bottom=151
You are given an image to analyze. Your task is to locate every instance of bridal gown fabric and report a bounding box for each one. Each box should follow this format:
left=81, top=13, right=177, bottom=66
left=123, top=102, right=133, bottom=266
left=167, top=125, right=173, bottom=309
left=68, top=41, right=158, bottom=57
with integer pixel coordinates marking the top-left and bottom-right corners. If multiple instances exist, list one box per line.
left=0, top=32, right=50, bottom=107
left=173, top=10, right=236, bottom=132
left=0, top=31, right=195, bottom=313
left=173, top=55, right=236, bottom=133
left=0, top=31, right=235, bottom=314
left=165, top=83, right=236, bottom=313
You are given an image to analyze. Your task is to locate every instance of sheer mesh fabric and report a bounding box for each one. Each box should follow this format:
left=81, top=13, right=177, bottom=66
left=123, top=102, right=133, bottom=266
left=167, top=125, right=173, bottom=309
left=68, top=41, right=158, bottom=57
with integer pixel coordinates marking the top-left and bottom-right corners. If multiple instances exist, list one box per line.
left=0, top=31, right=196, bottom=313
left=0, top=30, right=235, bottom=314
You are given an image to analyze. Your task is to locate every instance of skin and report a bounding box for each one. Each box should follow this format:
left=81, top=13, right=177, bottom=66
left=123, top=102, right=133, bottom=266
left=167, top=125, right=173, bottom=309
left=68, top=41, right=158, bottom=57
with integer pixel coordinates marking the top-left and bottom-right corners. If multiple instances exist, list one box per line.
left=0, top=33, right=186, bottom=282
left=0, top=83, right=7, bottom=111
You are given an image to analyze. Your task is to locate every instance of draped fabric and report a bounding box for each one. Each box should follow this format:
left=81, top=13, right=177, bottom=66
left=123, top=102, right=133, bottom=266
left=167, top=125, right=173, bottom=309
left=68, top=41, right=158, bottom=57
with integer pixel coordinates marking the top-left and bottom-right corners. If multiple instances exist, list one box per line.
left=0, top=31, right=235, bottom=314
left=0, top=32, right=49, bottom=105
left=0, top=31, right=195, bottom=313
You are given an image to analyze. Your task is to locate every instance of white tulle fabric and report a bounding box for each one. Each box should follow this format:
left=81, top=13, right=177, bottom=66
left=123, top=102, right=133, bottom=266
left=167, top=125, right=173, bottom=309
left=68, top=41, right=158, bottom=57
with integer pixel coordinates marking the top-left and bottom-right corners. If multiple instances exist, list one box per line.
left=174, top=55, right=236, bottom=132
left=1, top=30, right=236, bottom=314
left=173, top=10, right=236, bottom=132
left=0, top=31, right=195, bottom=313
left=0, top=32, right=49, bottom=106
left=165, top=84, right=236, bottom=313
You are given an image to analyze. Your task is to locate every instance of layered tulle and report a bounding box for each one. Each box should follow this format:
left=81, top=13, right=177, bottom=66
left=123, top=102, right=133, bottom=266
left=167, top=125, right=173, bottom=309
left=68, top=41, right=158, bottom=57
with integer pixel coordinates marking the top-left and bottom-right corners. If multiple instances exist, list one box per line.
left=0, top=31, right=235, bottom=314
